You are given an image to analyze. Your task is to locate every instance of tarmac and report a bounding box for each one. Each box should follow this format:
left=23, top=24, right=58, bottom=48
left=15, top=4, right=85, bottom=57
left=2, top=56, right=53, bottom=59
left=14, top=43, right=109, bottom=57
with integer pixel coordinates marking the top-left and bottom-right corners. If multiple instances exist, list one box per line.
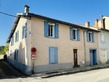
left=31, top=64, right=109, bottom=78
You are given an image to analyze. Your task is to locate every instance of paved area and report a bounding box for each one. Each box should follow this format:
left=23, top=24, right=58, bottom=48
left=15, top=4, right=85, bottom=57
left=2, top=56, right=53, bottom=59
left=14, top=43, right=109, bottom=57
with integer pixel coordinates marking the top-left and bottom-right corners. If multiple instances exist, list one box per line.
left=0, top=59, right=26, bottom=79
left=31, top=64, right=109, bottom=78
left=1, top=68, right=109, bottom=82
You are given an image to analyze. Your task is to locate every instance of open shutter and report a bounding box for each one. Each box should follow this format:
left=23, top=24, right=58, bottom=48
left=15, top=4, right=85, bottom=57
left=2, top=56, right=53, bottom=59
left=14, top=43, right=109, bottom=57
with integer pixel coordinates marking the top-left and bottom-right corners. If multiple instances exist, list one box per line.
left=44, top=21, right=48, bottom=37
left=22, top=26, right=24, bottom=39
left=55, top=24, right=59, bottom=38
left=70, top=26, right=73, bottom=40
left=77, top=28, right=80, bottom=41
left=92, top=31, right=94, bottom=42
left=87, top=31, right=89, bottom=42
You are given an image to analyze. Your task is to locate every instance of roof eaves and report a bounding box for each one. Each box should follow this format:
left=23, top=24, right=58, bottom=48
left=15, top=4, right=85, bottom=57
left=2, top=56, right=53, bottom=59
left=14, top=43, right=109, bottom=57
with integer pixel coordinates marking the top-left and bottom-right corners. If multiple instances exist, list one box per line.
left=6, top=15, right=21, bottom=43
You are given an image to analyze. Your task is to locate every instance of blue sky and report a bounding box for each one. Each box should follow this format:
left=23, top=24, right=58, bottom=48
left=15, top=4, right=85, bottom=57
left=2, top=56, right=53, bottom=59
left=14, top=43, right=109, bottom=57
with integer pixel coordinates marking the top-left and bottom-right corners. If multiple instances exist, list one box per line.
left=0, top=0, right=109, bottom=46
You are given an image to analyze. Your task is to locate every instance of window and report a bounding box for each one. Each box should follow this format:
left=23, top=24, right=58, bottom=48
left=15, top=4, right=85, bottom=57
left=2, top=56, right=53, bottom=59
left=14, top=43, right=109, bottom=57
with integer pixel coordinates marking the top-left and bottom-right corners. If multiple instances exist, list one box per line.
left=49, top=47, right=58, bottom=64
left=11, top=35, right=14, bottom=46
left=44, top=21, right=59, bottom=38
left=14, top=49, right=18, bottom=61
left=89, top=32, right=92, bottom=41
left=15, top=31, right=19, bottom=42
left=22, top=23, right=27, bottom=39
left=70, top=27, right=80, bottom=41
left=87, top=31, right=94, bottom=42
left=48, top=24, right=54, bottom=37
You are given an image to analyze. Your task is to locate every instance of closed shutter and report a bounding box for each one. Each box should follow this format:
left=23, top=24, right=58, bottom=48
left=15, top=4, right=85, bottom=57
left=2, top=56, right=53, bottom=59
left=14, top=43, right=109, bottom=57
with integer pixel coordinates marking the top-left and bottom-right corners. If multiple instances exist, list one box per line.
left=55, top=23, right=59, bottom=38
left=70, top=26, right=73, bottom=40
left=77, top=28, right=80, bottom=41
left=44, top=21, right=49, bottom=37
left=87, top=31, right=89, bottom=42
left=49, top=47, right=58, bottom=64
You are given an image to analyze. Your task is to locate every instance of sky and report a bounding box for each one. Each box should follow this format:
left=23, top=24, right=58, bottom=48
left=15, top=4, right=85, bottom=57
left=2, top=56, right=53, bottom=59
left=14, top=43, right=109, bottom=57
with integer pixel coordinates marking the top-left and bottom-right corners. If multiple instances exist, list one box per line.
left=0, top=0, right=109, bottom=46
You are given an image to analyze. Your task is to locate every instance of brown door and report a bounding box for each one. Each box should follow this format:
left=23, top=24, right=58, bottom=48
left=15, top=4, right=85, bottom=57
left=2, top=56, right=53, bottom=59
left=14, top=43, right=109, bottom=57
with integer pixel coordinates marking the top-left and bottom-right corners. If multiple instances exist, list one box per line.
left=73, top=49, right=78, bottom=67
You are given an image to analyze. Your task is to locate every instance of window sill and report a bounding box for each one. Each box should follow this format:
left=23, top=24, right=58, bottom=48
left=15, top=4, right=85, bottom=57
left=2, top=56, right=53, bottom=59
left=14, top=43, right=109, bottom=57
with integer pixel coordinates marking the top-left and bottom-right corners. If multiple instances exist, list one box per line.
left=87, top=41, right=94, bottom=43
left=46, top=36, right=58, bottom=39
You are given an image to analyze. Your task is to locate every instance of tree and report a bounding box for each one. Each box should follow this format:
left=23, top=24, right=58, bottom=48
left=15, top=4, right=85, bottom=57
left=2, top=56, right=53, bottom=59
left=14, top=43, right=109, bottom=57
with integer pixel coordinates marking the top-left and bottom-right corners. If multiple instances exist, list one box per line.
left=0, top=45, right=9, bottom=55
left=0, top=46, right=5, bottom=55
left=4, top=45, right=9, bottom=54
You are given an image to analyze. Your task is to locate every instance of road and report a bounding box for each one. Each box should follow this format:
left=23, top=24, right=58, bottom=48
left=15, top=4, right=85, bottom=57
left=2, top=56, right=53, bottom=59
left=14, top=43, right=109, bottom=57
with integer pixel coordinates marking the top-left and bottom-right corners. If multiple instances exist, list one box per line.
left=0, top=60, right=109, bottom=82
left=0, top=59, right=25, bottom=79
left=43, top=68, right=109, bottom=82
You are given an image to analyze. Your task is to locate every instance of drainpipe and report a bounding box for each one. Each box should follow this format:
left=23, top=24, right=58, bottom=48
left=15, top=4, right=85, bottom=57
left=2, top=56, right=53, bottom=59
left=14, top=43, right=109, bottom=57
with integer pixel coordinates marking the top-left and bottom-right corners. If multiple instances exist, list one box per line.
left=83, top=30, right=86, bottom=66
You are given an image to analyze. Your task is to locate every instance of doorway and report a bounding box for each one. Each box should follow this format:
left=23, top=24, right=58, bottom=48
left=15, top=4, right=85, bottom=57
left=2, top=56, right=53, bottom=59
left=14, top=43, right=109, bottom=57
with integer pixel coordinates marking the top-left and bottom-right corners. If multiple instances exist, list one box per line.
left=90, top=49, right=97, bottom=65
left=73, top=49, right=78, bottom=67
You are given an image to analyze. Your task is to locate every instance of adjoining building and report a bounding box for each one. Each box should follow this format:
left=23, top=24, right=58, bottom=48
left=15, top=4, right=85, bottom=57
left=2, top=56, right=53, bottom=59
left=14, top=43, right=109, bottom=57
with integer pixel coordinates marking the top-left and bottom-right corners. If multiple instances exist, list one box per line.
left=97, top=16, right=109, bottom=64
left=7, top=5, right=99, bottom=74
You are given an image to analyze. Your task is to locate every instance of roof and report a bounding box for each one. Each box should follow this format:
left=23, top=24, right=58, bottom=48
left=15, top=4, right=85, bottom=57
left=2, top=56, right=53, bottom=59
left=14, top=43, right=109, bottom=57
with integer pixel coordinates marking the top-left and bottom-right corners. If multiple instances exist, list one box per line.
left=6, top=15, right=21, bottom=43
left=100, top=28, right=109, bottom=32
left=6, top=13, right=99, bottom=43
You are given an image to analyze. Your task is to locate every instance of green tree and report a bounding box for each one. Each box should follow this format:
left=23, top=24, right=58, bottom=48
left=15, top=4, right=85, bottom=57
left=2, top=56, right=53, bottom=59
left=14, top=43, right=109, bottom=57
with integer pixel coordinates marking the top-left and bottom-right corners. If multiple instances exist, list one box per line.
left=4, top=45, right=9, bottom=54
left=0, top=45, right=9, bottom=55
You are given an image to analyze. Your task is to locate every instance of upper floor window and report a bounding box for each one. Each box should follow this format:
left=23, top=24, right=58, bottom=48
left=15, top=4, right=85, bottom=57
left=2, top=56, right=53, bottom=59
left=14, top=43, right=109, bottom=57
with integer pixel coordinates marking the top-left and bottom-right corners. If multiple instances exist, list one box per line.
left=44, top=21, right=59, bottom=38
left=11, top=35, right=14, bottom=46
left=22, top=23, right=27, bottom=39
left=48, top=24, right=55, bottom=37
left=15, top=31, right=19, bottom=42
left=87, top=31, right=94, bottom=42
left=70, top=27, right=80, bottom=41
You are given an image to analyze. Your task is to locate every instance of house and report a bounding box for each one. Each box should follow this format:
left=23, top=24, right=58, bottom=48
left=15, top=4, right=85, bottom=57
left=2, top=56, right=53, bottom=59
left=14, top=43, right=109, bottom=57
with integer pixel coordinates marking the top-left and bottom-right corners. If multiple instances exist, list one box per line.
left=7, top=5, right=99, bottom=74
left=95, top=16, right=109, bottom=64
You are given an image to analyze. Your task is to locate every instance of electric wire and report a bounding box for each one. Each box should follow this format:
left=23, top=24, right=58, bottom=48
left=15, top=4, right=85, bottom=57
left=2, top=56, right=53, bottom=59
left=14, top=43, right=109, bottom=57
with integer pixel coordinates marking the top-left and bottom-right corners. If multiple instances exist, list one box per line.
left=0, top=11, right=16, bottom=17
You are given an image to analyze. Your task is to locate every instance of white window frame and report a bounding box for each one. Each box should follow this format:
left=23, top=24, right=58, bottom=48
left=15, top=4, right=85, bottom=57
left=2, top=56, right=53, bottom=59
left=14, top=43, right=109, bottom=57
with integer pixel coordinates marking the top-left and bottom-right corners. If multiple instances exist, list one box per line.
left=48, top=23, right=55, bottom=37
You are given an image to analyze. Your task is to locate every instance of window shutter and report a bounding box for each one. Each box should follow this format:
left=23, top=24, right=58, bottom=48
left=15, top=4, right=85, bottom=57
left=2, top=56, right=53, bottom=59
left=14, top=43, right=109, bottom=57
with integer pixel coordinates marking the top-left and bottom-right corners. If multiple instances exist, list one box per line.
left=92, top=31, right=94, bottom=42
left=49, top=47, right=58, bottom=64
left=87, top=31, right=89, bottom=42
left=70, top=26, right=73, bottom=40
left=17, top=31, right=19, bottom=41
left=44, top=21, right=48, bottom=37
left=22, top=26, right=24, bottom=39
left=77, top=28, right=80, bottom=41
left=24, top=25, right=27, bottom=38
left=55, top=23, right=59, bottom=38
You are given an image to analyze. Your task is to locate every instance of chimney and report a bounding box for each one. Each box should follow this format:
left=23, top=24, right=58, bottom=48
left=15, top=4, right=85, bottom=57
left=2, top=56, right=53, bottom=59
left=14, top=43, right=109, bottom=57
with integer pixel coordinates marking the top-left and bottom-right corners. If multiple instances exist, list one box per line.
left=94, top=19, right=98, bottom=28
left=85, top=21, right=90, bottom=27
left=101, top=18, right=105, bottom=29
left=24, top=5, right=30, bottom=15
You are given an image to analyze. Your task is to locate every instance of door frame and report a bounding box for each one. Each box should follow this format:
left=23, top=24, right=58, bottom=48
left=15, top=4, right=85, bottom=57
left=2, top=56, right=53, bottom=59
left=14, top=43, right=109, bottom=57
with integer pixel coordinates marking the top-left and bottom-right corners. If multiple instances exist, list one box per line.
left=89, top=49, right=97, bottom=65
left=73, top=49, right=79, bottom=67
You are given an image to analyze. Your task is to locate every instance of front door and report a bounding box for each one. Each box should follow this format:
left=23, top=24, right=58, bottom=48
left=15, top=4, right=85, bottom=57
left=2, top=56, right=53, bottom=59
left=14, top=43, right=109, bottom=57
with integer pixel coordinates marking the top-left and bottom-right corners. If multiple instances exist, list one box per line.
left=73, top=49, right=78, bottom=67
left=90, top=49, right=97, bottom=65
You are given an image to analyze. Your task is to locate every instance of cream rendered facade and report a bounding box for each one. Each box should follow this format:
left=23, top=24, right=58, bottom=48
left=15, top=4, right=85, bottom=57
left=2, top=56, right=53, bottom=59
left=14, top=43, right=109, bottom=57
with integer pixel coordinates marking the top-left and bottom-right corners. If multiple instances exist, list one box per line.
left=7, top=14, right=99, bottom=74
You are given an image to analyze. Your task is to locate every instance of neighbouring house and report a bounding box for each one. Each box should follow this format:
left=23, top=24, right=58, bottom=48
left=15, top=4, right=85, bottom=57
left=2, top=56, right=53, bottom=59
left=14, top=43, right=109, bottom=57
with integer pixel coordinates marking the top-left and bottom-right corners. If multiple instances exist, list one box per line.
left=7, top=5, right=99, bottom=74
left=96, top=16, right=109, bottom=64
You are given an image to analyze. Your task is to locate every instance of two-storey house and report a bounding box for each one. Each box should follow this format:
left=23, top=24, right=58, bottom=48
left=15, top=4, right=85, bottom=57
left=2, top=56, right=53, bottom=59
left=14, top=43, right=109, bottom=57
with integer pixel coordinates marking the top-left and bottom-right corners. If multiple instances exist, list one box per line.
left=7, top=5, right=99, bottom=74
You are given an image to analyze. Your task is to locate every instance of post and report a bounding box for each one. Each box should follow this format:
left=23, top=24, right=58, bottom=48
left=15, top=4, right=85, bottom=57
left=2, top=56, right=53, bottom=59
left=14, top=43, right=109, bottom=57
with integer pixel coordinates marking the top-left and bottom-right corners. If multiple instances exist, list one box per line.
left=32, top=59, right=35, bottom=74
left=83, top=31, right=87, bottom=66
